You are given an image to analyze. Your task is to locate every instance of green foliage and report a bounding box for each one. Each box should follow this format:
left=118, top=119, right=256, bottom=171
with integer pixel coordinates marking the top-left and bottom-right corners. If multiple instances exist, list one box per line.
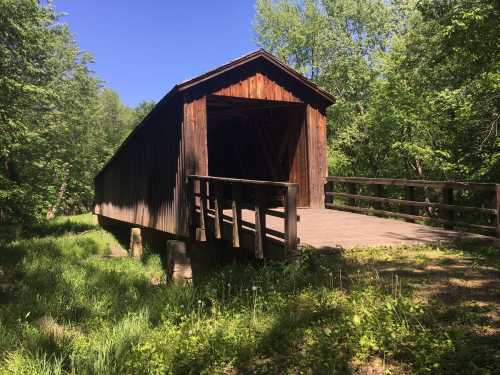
left=0, top=1, right=155, bottom=225
left=255, top=0, right=499, bottom=182
left=1, top=214, right=498, bottom=373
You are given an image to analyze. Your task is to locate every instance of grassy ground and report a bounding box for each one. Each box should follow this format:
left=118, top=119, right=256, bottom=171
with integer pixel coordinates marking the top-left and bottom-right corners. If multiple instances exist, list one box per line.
left=0, top=214, right=499, bottom=374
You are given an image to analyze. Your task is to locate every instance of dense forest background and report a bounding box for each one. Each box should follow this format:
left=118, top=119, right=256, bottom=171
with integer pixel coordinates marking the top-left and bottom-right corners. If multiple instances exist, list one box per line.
left=0, top=1, right=155, bottom=225
left=1, top=0, right=499, bottom=226
left=256, top=0, right=499, bottom=183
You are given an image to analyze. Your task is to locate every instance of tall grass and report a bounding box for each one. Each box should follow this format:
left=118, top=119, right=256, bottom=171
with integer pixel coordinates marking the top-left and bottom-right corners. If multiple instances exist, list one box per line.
left=0, top=214, right=498, bottom=374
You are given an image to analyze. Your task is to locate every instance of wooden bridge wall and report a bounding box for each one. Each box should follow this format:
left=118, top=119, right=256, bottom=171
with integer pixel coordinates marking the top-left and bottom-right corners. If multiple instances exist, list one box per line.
left=95, top=58, right=329, bottom=237
left=94, top=97, right=188, bottom=234
left=191, top=58, right=329, bottom=208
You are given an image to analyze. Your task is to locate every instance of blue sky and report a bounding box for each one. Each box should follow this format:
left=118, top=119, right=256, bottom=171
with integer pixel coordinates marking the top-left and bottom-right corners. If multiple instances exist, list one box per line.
left=58, top=1, right=258, bottom=107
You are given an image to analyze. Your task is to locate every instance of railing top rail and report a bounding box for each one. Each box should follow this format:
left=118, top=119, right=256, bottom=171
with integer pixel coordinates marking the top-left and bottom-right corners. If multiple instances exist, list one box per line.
left=326, top=176, right=498, bottom=192
left=188, top=175, right=299, bottom=188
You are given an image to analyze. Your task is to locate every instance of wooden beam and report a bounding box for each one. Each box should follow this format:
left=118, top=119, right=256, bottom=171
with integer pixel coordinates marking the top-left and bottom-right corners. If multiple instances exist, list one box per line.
left=188, top=174, right=297, bottom=188
left=373, top=185, right=384, bottom=210
left=326, top=192, right=496, bottom=214
left=231, top=183, right=242, bottom=247
left=326, top=176, right=496, bottom=192
left=347, top=183, right=357, bottom=207
left=197, top=180, right=207, bottom=241
left=442, top=188, right=454, bottom=230
left=188, top=177, right=196, bottom=239
left=324, top=180, right=333, bottom=206
left=254, top=187, right=266, bottom=259
left=213, top=183, right=223, bottom=239
left=405, top=186, right=416, bottom=223
left=285, top=185, right=298, bottom=258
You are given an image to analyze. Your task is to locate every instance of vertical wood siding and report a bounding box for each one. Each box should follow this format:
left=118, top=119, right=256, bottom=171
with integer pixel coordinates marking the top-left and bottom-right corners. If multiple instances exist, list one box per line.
left=94, top=98, right=184, bottom=233
left=180, top=95, right=208, bottom=235
left=95, top=56, right=331, bottom=237
left=288, top=106, right=310, bottom=207
left=306, top=104, right=327, bottom=208
left=214, top=71, right=301, bottom=102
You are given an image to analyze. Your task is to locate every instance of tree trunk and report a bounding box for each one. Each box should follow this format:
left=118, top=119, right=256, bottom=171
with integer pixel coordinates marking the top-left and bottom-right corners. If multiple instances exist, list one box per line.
left=46, top=180, right=67, bottom=220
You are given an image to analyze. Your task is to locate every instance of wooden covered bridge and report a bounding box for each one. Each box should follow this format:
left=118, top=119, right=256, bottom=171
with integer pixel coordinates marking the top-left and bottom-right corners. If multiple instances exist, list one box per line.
left=94, top=50, right=499, bottom=260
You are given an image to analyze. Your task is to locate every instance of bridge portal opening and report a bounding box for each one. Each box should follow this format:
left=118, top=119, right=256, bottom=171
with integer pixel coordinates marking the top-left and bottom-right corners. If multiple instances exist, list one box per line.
left=206, top=95, right=309, bottom=206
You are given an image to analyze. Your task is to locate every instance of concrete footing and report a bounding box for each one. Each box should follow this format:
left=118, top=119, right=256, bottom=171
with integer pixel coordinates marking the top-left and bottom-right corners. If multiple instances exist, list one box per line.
left=130, top=227, right=143, bottom=259
left=166, top=240, right=192, bottom=283
left=97, top=215, right=257, bottom=282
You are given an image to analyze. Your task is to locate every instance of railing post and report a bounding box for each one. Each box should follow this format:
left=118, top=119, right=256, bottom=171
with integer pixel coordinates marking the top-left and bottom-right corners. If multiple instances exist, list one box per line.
left=213, top=183, right=223, bottom=240
left=494, top=184, right=500, bottom=238
left=324, top=179, right=333, bottom=206
left=405, top=186, right=416, bottom=223
left=197, top=179, right=207, bottom=241
left=347, top=183, right=357, bottom=207
left=442, top=187, right=454, bottom=229
left=284, top=184, right=298, bottom=259
left=187, top=177, right=196, bottom=239
left=254, top=186, right=266, bottom=259
left=374, top=184, right=384, bottom=210
left=231, top=183, right=242, bottom=247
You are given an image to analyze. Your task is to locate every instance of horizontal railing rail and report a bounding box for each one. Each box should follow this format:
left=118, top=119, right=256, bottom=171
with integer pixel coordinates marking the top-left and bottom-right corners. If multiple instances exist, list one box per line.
left=187, top=175, right=299, bottom=258
left=325, top=176, right=500, bottom=237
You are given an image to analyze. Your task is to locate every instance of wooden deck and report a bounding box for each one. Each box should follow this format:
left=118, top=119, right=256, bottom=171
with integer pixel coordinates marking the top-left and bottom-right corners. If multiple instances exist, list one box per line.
left=236, top=208, right=496, bottom=250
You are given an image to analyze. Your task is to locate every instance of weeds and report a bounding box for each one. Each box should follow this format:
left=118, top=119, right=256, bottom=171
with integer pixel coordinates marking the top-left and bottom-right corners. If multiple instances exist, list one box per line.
left=0, top=214, right=498, bottom=374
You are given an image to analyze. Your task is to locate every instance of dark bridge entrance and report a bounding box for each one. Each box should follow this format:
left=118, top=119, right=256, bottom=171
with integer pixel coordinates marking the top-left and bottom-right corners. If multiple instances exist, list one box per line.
left=206, top=95, right=309, bottom=207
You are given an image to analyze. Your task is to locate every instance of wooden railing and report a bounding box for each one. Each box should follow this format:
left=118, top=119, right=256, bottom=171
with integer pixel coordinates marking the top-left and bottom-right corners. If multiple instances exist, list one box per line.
left=187, top=175, right=299, bottom=258
left=325, top=176, right=500, bottom=237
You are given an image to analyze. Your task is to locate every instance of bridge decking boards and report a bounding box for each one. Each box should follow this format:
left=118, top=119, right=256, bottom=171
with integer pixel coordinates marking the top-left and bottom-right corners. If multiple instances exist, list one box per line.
left=231, top=208, right=496, bottom=250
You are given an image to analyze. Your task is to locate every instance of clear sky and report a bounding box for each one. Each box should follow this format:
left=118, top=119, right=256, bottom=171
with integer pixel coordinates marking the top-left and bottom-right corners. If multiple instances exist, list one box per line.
left=57, top=1, right=258, bottom=107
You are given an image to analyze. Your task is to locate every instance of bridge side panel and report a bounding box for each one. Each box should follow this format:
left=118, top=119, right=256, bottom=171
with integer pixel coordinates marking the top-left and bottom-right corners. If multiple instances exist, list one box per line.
left=307, top=104, right=327, bottom=208
left=181, top=95, right=208, bottom=236
left=94, top=97, right=185, bottom=234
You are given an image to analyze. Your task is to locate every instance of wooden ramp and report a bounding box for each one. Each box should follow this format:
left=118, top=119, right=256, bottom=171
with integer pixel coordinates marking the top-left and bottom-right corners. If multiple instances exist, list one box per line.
left=237, top=208, right=497, bottom=250
left=189, top=175, right=499, bottom=258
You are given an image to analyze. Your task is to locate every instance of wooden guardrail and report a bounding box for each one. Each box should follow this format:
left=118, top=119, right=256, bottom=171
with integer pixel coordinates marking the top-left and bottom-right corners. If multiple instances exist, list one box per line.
left=187, top=175, right=299, bottom=258
left=325, top=176, right=500, bottom=237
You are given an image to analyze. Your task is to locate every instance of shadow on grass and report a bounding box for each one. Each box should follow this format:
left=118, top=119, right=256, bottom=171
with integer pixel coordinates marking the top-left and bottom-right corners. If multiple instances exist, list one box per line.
left=1, top=227, right=499, bottom=373
left=27, top=219, right=96, bottom=238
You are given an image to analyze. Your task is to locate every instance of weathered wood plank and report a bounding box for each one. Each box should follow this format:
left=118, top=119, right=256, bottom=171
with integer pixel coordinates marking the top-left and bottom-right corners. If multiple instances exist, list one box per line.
left=326, top=203, right=497, bottom=232
left=442, top=188, right=454, bottom=230
left=307, top=105, right=327, bottom=207
left=197, top=180, right=207, bottom=241
left=327, top=176, right=497, bottom=192
left=254, top=187, right=266, bottom=259
left=327, top=191, right=497, bottom=214
left=285, top=185, right=298, bottom=257
left=189, top=174, right=298, bottom=188
left=213, top=183, right=223, bottom=239
left=231, top=183, right=242, bottom=248
left=405, top=186, right=416, bottom=223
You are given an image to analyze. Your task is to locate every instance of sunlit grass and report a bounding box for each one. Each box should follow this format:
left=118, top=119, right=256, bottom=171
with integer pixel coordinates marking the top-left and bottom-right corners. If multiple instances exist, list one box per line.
left=0, top=214, right=498, bottom=374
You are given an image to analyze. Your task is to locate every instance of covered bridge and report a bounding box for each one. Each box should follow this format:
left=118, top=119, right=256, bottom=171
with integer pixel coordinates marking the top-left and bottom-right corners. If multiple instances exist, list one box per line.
left=94, top=49, right=499, bottom=260
left=94, top=49, right=334, bottom=257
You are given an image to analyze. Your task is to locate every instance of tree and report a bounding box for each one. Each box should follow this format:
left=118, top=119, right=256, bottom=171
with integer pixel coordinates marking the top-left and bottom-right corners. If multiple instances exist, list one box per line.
left=134, top=100, right=156, bottom=125
left=255, top=0, right=400, bottom=176
left=0, top=0, right=99, bottom=223
left=0, top=1, right=138, bottom=224
left=255, top=0, right=499, bottom=183
left=363, top=0, right=500, bottom=181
